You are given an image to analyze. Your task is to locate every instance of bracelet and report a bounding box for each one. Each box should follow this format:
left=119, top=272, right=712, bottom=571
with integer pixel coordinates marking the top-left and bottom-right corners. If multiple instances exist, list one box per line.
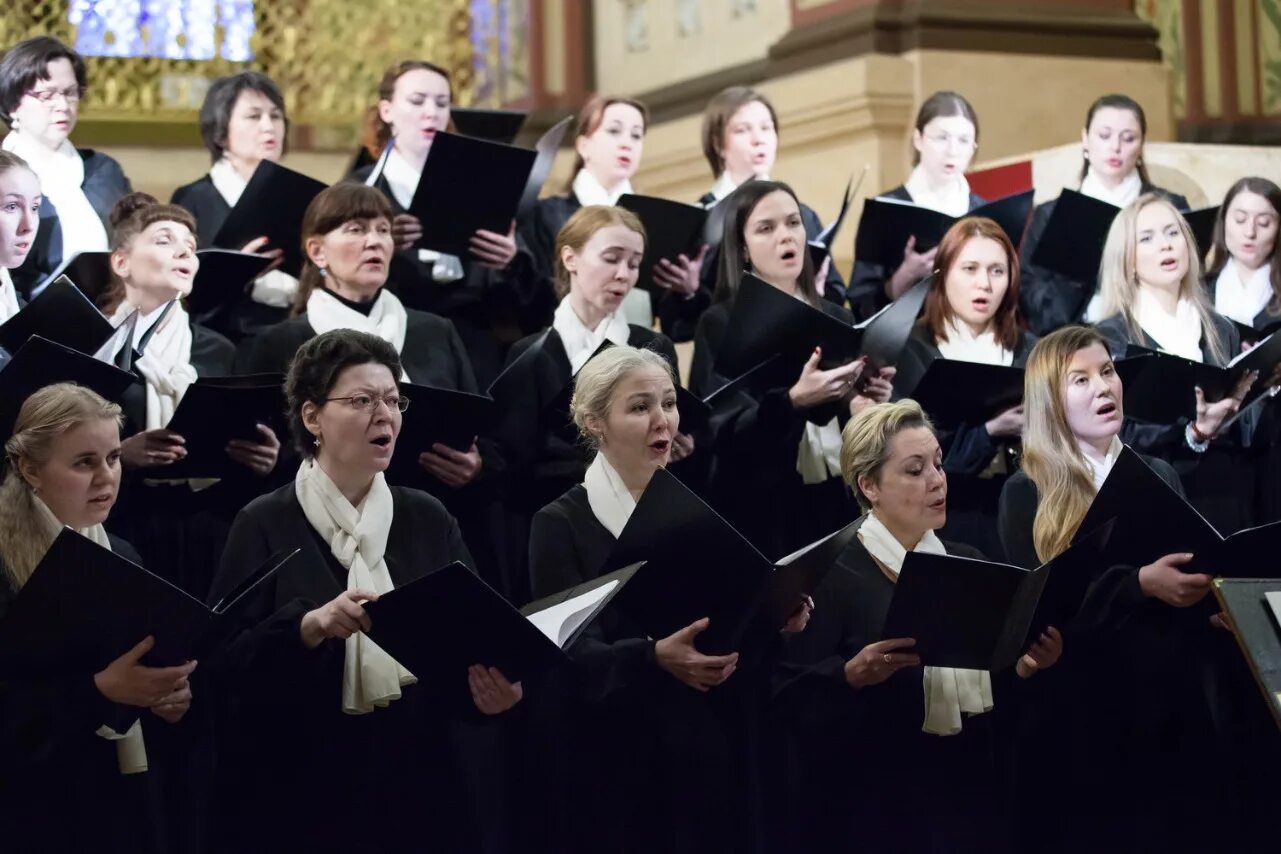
left=1190, top=422, right=1215, bottom=443
left=1185, top=423, right=1211, bottom=453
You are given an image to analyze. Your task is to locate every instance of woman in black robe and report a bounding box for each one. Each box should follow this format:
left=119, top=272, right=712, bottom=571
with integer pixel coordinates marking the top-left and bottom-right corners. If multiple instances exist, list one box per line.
left=892, top=216, right=1037, bottom=559
left=0, top=383, right=198, bottom=853
left=208, top=329, right=522, bottom=853
left=774, top=399, right=1060, bottom=852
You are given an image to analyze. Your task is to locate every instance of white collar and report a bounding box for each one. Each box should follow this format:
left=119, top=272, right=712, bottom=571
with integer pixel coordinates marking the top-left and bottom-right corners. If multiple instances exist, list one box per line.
left=572, top=169, right=632, bottom=207
left=552, top=296, right=631, bottom=373
left=582, top=452, right=637, bottom=539
left=903, top=164, right=971, bottom=218
left=935, top=318, right=1014, bottom=366
left=1079, top=168, right=1143, bottom=209
left=382, top=146, right=421, bottom=210
left=1082, top=435, right=1124, bottom=492
left=1135, top=287, right=1203, bottom=361
left=3, top=131, right=108, bottom=256
left=1214, top=259, right=1274, bottom=327
left=208, top=157, right=250, bottom=207
left=707, top=171, right=770, bottom=204
left=0, top=268, right=19, bottom=322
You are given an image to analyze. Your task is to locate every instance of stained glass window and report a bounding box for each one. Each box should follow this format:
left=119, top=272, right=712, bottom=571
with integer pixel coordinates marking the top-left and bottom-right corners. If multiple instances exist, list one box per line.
left=68, top=0, right=256, bottom=61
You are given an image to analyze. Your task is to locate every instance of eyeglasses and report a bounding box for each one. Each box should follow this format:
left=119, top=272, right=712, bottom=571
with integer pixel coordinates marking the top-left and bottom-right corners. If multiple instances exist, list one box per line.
left=325, top=393, right=410, bottom=413
left=25, top=87, right=83, bottom=106
left=923, top=131, right=975, bottom=149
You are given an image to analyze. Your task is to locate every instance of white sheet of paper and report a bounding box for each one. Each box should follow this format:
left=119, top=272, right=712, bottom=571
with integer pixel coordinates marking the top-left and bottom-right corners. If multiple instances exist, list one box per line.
left=526, top=579, right=621, bottom=648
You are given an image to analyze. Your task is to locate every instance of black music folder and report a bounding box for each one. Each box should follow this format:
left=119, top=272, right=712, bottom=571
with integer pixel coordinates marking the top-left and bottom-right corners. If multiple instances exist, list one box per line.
left=412, top=131, right=538, bottom=257
left=36, top=251, right=113, bottom=303
left=808, top=176, right=857, bottom=270
left=157, top=375, right=286, bottom=479
left=516, top=116, right=573, bottom=220
left=599, top=468, right=857, bottom=655
left=1212, top=578, right=1281, bottom=730
left=908, top=360, right=1024, bottom=428
left=212, top=161, right=328, bottom=278
left=184, top=249, right=276, bottom=321
left=1116, top=333, right=1281, bottom=423
left=0, top=335, right=140, bottom=438
left=0, top=277, right=116, bottom=358
left=451, top=107, right=528, bottom=144
left=616, top=194, right=710, bottom=292
left=1028, top=189, right=1119, bottom=284
left=1183, top=204, right=1219, bottom=260
left=854, top=190, right=1033, bottom=267
left=0, top=530, right=296, bottom=676
left=1076, top=445, right=1281, bottom=578
left=395, top=382, right=495, bottom=454
left=881, top=519, right=1115, bottom=671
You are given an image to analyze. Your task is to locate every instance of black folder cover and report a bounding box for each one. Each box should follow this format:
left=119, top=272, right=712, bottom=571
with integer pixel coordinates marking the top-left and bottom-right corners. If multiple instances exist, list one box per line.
left=1183, top=205, right=1219, bottom=260
left=36, top=251, right=113, bottom=303
left=1212, top=578, right=1281, bottom=730
left=0, top=277, right=115, bottom=357
left=0, top=530, right=296, bottom=676
left=1028, top=189, right=1120, bottom=284
left=807, top=177, right=856, bottom=269
left=412, top=131, right=537, bottom=257
left=1116, top=333, right=1281, bottom=423
left=212, top=161, right=328, bottom=278
left=515, top=116, right=573, bottom=220
left=908, top=359, right=1024, bottom=428
left=451, top=107, right=528, bottom=144
left=616, top=194, right=709, bottom=292
left=0, top=335, right=140, bottom=438
left=184, top=249, right=276, bottom=321
left=854, top=191, right=1033, bottom=267
left=158, top=375, right=286, bottom=479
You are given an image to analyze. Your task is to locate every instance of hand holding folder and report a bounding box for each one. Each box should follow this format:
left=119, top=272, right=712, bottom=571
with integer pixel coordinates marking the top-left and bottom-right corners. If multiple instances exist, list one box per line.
left=855, top=191, right=1033, bottom=267
left=212, top=161, right=328, bottom=278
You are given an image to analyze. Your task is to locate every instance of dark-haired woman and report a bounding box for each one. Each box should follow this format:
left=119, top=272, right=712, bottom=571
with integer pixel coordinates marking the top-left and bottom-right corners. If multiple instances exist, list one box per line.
left=690, top=180, right=890, bottom=559
left=351, top=60, right=537, bottom=386
left=848, top=91, right=986, bottom=320
left=1019, top=94, right=1189, bottom=335
left=170, top=71, right=294, bottom=341
left=0, top=36, right=131, bottom=301
left=210, top=329, right=521, bottom=853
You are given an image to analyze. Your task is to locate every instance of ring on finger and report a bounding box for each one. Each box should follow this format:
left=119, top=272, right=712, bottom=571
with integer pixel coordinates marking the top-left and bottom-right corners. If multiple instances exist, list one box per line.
left=882, top=652, right=892, bottom=665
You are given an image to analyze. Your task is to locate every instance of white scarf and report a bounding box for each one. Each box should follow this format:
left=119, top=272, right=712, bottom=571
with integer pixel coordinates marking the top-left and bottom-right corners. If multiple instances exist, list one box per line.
left=208, top=158, right=299, bottom=308
left=902, top=164, right=971, bottom=218
left=552, top=296, right=631, bottom=374
left=306, top=288, right=409, bottom=378
left=1079, top=168, right=1143, bottom=209
left=31, top=496, right=148, bottom=774
left=380, top=147, right=464, bottom=282
left=0, top=267, right=19, bottom=322
left=1135, top=288, right=1203, bottom=362
left=110, top=301, right=197, bottom=430
left=935, top=318, right=1015, bottom=366
left=294, top=458, right=417, bottom=714
left=707, top=170, right=770, bottom=204
left=583, top=452, right=637, bottom=538
left=1082, top=435, right=1124, bottom=492
left=797, top=418, right=844, bottom=485
left=571, top=169, right=632, bottom=207
left=1214, top=259, right=1273, bottom=328
left=857, top=511, right=994, bottom=736
left=1, top=132, right=108, bottom=260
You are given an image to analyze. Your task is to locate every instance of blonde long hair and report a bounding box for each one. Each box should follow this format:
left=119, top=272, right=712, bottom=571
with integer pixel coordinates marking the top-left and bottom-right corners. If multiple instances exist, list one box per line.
left=0, top=384, right=122, bottom=589
left=1096, top=193, right=1225, bottom=364
left=1021, top=326, right=1111, bottom=562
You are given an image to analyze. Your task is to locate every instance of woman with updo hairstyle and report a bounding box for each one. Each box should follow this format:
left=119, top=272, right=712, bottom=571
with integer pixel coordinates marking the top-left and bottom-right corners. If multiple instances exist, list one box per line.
left=351, top=59, right=533, bottom=385
left=0, top=150, right=40, bottom=325
left=170, top=70, right=294, bottom=341
left=775, top=399, right=1060, bottom=853
left=527, top=344, right=808, bottom=854
left=0, top=383, right=197, bottom=853
left=892, top=215, right=1036, bottom=558
left=210, top=328, right=520, bottom=853
left=0, top=36, right=131, bottom=301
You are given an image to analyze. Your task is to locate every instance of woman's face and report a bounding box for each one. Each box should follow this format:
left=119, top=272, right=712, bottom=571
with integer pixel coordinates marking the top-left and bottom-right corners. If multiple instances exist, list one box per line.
left=21, top=418, right=121, bottom=530
left=379, top=67, right=451, bottom=162
left=112, top=220, right=199, bottom=301
left=859, top=426, right=947, bottom=540
left=0, top=166, right=41, bottom=268
left=576, top=102, right=645, bottom=188
left=306, top=216, right=394, bottom=301
left=304, top=362, right=402, bottom=477
left=1082, top=106, right=1143, bottom=182
left=1133, top=201, right=1188, bottom=292
left=942, top=235, right=1010, bottom=334
left=594, top=366, right=680, bottom=479
left=562, top=224, right=644, bottom=319
left=224, top=88, right=285, bottom=168
left=913, top=114, right=977, bottom=181
left=719, top=100, right=777, bottom=182
left=1060, top=342, right=1123, bottom=445
left=1223, top=190, right=1278, bottom=272
left=742, top=190, right=805, bottom=290
left=9, top=57, right=81, bottom=150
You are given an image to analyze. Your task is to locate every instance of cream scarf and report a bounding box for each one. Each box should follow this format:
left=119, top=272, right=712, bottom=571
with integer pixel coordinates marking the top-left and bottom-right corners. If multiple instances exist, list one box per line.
left=1214, top=259, right=1273, bottom=328
left=858, top=511, right=994, bottom=736
left=935, top=318, right=1015, bottom=366
left=553, top=297, right=631, bottom=374
left=379, top=146, right=464, bottom=282
left=2, top=132, right=108, bottom=262
left=110, top=300, right=197, bottom=430
left=294, top=458, right=417, bottom=714
left=207, top=158, right=299, bottom=308
left=583, top=451, right=637, bottom=538
left=1135, top=287, right=1204, bottom=362
left=32, top=496, right=148, bottom=774
left=0, top=267, right=19, bottom=322
left=707, top=170, right=770, bottom=204
left=1082, top=435, right=1124, bottom=492
left=1080, top=168, right=1143, bottom=209
left=903, top=164, right=971, bottom=218
left=797, top=418, right=844, bottom=486
left=306, top=288, right=409, bottom=378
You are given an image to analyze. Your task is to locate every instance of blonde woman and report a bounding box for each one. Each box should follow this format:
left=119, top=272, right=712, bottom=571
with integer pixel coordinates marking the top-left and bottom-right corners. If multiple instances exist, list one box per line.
left=1094, top=193, right=1259, bottom=534
left=0, top=384, right=196, bottom=852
